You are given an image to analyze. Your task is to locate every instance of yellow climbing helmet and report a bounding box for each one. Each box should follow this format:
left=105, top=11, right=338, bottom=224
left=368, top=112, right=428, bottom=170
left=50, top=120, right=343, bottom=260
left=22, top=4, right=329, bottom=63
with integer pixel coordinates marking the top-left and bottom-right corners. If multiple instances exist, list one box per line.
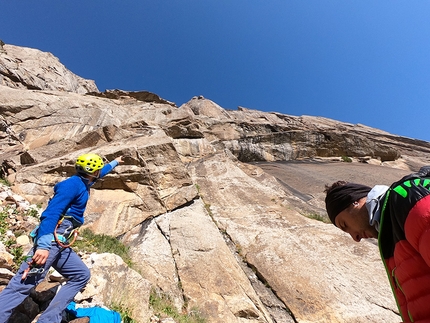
left=75, top=153, right=104, bottom=174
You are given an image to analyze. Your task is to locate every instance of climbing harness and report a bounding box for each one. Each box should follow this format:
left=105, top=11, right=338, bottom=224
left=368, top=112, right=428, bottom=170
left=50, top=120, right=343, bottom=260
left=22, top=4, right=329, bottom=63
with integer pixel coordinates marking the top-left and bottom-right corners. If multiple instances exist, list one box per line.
left=29, top=215, right=80, bottom=249
left=54, top=216, right=80, bottom=248
left=22, top=216, right=79, bottom=281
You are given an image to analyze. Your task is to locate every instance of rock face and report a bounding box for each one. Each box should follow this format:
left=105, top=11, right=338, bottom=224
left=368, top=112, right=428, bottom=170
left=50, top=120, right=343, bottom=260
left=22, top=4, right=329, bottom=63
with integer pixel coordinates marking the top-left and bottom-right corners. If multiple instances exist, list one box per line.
left=0, top=44, right=98, bottom=93
left=2, top=42, right=430, bottom=322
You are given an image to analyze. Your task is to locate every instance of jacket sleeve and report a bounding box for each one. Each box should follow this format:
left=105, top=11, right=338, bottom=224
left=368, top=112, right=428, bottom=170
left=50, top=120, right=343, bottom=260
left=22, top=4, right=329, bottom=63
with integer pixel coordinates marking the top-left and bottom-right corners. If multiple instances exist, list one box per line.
left=99, top=160, right=119, bottom=178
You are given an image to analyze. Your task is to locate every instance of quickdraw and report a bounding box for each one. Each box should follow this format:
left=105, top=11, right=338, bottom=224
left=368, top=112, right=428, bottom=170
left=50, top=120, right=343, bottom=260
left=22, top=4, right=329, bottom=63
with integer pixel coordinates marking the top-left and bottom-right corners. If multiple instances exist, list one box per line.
left=21, top=259, right=44, bottom=281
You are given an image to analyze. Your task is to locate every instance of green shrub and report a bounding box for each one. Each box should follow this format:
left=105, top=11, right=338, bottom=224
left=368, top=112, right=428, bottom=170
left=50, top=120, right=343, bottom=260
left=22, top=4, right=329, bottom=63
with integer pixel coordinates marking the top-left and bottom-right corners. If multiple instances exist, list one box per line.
left=0, top=207, right=8, bottom=236
left=25, top=207, right=40, bottom=218
left=0, top=206, right=28, bottom=269
left=149, top=290, right=206, bottom=323
left=341, top=155, right=352, bottom=163
left=0, top=178, right=11, bottom=186
left=9, top=244, right=25, bottom=271
left=110, top=302, right=136, bottom=323
left=303, top=212, right=330, bottom=223
left=73, top=228, right=133, bottom=267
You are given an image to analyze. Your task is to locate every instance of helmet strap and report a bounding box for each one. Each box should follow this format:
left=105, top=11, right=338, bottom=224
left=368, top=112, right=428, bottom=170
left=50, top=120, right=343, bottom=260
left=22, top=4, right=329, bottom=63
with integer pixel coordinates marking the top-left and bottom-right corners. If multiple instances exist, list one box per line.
left=78, top=170, right=100, bottom=182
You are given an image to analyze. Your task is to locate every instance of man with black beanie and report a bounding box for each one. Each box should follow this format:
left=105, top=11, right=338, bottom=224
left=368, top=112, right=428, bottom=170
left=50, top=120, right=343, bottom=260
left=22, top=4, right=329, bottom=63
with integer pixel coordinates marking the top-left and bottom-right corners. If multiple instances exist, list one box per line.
left=324, top=166, right=430, bottom=323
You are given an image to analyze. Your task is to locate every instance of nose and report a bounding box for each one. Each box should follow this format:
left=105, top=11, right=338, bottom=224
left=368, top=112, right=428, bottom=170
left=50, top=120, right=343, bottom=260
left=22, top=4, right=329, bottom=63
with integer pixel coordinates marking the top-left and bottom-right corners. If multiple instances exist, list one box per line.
left=349, top=231, right=361, bottom=242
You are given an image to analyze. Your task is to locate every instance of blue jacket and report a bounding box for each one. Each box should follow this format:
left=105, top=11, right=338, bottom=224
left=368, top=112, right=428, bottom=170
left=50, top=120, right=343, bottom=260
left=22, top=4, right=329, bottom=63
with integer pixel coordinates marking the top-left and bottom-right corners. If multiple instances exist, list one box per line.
left=36, top=160, right=119, bottom=250
left=66, top=302, right=121, bottom=323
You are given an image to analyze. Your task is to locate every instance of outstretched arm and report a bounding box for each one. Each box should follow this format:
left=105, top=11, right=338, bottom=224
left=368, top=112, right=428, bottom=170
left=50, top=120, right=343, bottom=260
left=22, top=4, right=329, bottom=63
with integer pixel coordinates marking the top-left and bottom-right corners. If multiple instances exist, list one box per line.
left=99, top=155, right=124, bottom=178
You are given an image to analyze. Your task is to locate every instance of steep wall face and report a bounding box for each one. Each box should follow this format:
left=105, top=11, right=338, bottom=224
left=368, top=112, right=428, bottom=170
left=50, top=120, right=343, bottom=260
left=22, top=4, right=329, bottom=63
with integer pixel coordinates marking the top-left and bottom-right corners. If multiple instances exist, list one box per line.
left=0, top=44, right=98, bottom=93
left=2, top=43, right=428, bottom=322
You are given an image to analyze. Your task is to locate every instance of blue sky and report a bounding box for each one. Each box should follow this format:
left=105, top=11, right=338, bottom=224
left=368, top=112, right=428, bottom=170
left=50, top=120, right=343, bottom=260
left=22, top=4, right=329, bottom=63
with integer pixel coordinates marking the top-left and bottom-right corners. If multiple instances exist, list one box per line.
left=1, top=1, right=430, bottom=141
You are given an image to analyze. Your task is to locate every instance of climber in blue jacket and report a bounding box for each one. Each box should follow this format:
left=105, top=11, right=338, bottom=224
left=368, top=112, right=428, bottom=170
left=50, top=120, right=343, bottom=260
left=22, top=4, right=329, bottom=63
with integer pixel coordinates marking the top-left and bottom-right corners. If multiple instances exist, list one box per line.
left=0, top=153, right=123, bottom=323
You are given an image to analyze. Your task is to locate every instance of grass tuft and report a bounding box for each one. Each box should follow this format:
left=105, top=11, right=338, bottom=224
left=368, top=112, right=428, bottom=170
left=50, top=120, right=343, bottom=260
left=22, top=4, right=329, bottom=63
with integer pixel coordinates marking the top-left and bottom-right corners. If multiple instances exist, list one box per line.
left=150, top=289, right=206, bottom=323
left=73, top=228, right=133, bottom=267
left=303, top=212, right=330, bottom=223
left=110, top=302, right=137, bottom=323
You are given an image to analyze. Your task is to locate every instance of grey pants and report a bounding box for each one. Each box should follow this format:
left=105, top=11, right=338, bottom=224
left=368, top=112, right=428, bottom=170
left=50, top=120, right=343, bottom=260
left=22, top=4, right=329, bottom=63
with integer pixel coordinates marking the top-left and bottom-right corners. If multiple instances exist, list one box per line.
left=0, top=242, right=90, bottom=323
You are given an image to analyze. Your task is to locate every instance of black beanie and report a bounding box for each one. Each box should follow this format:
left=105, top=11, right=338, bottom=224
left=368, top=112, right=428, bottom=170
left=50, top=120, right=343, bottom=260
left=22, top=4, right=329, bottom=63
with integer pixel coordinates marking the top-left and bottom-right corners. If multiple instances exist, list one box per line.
left=325, top=183, right=371, bottom=225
